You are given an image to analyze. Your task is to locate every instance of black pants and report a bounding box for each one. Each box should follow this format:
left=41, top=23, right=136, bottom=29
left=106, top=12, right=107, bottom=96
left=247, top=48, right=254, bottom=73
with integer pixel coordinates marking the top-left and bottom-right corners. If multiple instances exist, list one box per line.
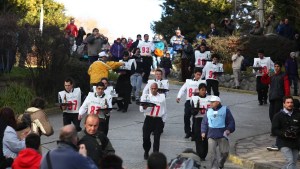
left=256, top=76, right=268, bottom=103
left=207, top=79, right=219, bottom=96
left=269, top=99, right=283, bottom=122
left=143, top=116, right=164, bottom=153
left=63, top=113, right=82, bottom=131
left=184, top=101, right=194, bottom=136
left=97, top=118, right=108, bottom=136
left=142, top=56, right=153, bottom=83
left=117, top=88, right=131, bottom=111
left=194, top=117, right=208, bottom=159
left=181, top=58, right=192, bottom=82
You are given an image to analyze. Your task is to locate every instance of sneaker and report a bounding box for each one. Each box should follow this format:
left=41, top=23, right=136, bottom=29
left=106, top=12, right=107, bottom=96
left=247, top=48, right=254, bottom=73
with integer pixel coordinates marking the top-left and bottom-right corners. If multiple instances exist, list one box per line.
left=267, top=145, right=279, bottom=151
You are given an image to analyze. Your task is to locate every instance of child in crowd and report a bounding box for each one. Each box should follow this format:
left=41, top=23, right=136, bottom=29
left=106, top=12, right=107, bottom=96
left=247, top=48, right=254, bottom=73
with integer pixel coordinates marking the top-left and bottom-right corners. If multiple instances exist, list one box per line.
left=160, top=51, right=172, bottom=79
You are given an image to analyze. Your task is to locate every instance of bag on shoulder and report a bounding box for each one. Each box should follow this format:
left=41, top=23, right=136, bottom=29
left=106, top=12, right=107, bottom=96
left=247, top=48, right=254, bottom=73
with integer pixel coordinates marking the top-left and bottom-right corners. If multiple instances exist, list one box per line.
left=168, top=155, right=201, bottom=169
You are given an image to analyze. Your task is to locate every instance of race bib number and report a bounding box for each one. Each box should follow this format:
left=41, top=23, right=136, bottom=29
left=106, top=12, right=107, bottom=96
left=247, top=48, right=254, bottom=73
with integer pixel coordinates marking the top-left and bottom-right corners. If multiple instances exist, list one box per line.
left=150, top=105, right=161, bottom=116
left=197, top=59, right=206, bottom=67
left=90, top=106, right=101, bottom=115
left=141, top=46, right=150, bottom=55
left=208, top=71, right=217, bottom=79
left=188, top=88, right=197, bottom=98
left=67, top=100, right=78, bottom=111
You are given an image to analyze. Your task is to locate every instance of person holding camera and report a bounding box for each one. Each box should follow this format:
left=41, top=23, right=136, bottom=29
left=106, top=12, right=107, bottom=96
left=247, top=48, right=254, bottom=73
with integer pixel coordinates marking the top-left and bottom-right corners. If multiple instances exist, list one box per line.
left=86, top=28, right=108, bottom=64
left=272, top=96, right=300, bottom=169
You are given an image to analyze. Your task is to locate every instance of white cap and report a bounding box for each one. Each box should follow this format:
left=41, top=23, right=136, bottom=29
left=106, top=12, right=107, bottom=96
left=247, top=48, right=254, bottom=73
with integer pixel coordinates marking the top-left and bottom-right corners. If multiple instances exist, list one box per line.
left=290, top=52, right=296, bottom=57
left=98, top=51, right=107, bottom=57
left=209, top=96, right=221, bottom=102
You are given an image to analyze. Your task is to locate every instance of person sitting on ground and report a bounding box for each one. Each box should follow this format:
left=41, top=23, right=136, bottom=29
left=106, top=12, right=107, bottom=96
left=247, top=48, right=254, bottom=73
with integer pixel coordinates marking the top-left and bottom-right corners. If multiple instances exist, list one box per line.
left=147, top=152, right=168, bottom=169
left=99, top=154, right=123, bottom=169
left=12, top=133, right=42, bottom=169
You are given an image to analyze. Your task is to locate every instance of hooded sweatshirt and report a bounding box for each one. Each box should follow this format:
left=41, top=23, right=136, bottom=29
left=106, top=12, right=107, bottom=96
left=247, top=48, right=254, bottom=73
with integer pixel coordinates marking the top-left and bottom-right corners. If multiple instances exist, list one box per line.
left=12, top=148, right=42, bottom=169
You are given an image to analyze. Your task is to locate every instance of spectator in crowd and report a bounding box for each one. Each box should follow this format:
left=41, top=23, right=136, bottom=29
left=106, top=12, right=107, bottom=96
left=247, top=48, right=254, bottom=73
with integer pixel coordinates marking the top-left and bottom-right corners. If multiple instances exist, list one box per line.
left=170, top=28, right=184, bottom=52
left=147, top=152, right=168, bottom=169
left=110, top=38, right=125, bottom=61
left=282, top=18, right=294, bottom=40
left=129, top=34, right=142, bottom=52
left=250, top=20, right=263, bottom=35
left=294, top=33, right=300, bottom=54
left=181, top=38, right=194, bottom=81
left=201, top=96, right=235, bottom=169
left=272, top=96, right=300, bottom=169
left=160, top=51, right=172, bottom=79
left=131, top=48, right=145, bottom=102
left=207, top=23, right=219, bottom=38
left=127, top=37, right=133, bottom=50
left=1, top=107, right=29, bottom=159
left=65, top=18, right=78, bottom=54
left=0, top=115, right=14, bottom=169
left=231, top=49, right=244, bottom=89
left=276, top=19, right=285, bottom=35
left=86, top=28, right=108, bottom=63
left=19, top=97, right=54, bottom=136
left=12, top=133, right=42, bottom=169
left=40, top=124, right=98, bottom=169
left=285, top=52, right=299, bottom=96
left=99, top=154, right=123, bottom=169
left=222, top=18, right=235, bottom=36
left=78, top=114, right=115, bottom=167
left=75, top=27, right=86, bottom=47
left=196, top=31, right=206, bottom=41
left=264, top=14, right=277, bottom=35
left=121, top=38, right=128, bottom=50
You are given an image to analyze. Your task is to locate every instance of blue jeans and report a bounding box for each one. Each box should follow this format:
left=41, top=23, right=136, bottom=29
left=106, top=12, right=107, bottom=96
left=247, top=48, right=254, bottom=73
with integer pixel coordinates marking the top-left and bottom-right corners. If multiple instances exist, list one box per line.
left=280, top=147, right=298, bottom=169
left=130, top=73, right=142, bottom=99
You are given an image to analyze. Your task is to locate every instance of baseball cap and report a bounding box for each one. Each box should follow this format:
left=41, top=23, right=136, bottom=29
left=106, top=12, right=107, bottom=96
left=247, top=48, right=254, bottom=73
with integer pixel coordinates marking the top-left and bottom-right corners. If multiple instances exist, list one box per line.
left=209, top=96, right=221, bottom=102
left=98, top=51, right=107, bottom=57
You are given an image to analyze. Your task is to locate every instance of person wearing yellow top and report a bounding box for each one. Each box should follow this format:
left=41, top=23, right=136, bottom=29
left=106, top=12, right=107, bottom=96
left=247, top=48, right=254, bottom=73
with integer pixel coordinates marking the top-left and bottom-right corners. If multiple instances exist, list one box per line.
left=88, top=51, right=124, bottom=88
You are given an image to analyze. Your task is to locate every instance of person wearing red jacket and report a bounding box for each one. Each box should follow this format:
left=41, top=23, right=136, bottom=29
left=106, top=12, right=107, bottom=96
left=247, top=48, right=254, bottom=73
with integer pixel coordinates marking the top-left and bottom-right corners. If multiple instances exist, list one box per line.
left=12, top=133, right=42, bottom=169
left=261, top=61, right=290, bottom=151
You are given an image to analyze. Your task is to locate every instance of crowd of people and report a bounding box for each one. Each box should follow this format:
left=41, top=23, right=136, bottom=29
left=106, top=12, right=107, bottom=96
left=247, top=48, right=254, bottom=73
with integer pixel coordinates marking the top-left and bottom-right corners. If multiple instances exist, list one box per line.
left=1, top=16, right=300, bottom=169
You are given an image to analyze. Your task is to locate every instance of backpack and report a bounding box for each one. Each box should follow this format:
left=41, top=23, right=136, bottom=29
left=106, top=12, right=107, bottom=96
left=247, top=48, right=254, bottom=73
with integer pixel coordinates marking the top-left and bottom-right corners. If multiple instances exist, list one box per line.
left=168, top=153, right=201, bottom=169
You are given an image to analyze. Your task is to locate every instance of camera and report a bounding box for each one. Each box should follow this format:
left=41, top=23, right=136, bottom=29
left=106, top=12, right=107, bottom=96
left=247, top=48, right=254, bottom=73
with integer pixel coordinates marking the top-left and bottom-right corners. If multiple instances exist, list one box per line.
left=285, top=126, right=299, bottom=138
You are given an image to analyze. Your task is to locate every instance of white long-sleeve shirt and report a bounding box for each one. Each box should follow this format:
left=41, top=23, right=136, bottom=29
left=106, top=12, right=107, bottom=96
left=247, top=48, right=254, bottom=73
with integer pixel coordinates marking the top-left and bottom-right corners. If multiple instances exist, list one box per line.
left=137, top=41, right=154, bottom=56
left=79, top=92, right=112, bottom=119
left=58, top=88, right=81, bottom=113
left=139, top=93, right=167, bottom=122
left=142, top=79, right=169, bottom=96
left=201, top=62, right=223, bottom=80
left=194, top=50, right=211, bottom=68
left=119, top=58, right=136, bottom=70
left=252, top=57, right=274, bottom=76
left=177, top=79, right=206, bottom=101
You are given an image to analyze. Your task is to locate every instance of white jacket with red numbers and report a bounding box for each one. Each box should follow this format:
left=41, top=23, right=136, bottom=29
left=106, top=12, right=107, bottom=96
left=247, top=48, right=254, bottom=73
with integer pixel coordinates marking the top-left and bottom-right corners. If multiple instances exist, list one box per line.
left=190, top=95, right=211, bottom=118
left=201, top=61, right=223, bottom=81
left=139, top=93, right=167, bottom=122
left=79, top=92, right=112, bottom=119
left=58, top=88, right=81, bottom=113
left=177, top=79, right=206, bottom=101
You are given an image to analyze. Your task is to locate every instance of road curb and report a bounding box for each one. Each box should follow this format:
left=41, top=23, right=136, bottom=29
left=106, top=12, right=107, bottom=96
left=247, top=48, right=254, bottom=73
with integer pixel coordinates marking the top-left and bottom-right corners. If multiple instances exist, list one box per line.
left=228, top=154, right=278, bottom=169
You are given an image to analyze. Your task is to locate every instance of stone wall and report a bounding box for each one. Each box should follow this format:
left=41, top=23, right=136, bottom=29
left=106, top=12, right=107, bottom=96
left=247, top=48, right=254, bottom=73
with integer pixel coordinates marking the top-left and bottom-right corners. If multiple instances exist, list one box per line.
left=218, top=73, right=256, bottom=91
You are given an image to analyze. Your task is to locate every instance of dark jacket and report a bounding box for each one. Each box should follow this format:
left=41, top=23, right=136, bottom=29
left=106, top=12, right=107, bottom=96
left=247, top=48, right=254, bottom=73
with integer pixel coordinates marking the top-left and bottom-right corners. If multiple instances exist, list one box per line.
left=160, top=57, right=172, bottom=69
left=132, top=54, right=145, bottom=74
left=78, top=130, right=115, bottom=166
left=110, top=42, right=124, bottom=60
left=265, top=72, right=290, bottom=101
left=285, top=58, right=299, bottom=77
left=40, top=141, right=97, bottom=169
left=272, top=109, right=300, bottom=149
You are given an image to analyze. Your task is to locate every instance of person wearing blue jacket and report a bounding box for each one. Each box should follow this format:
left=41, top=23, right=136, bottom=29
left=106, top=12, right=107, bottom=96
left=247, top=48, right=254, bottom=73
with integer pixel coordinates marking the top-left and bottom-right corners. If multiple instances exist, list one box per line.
left=201, top=96, right=235, bottom=169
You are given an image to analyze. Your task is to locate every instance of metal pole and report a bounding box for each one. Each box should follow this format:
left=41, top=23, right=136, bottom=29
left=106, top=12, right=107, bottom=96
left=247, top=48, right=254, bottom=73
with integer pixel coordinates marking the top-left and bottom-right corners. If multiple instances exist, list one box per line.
left=39, top=3, right=44, bottom=35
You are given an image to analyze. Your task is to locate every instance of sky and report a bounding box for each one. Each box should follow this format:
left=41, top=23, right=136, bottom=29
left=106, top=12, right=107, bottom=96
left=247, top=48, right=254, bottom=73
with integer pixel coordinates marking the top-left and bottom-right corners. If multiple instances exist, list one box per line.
left=55, top=0, right=163, bottom=41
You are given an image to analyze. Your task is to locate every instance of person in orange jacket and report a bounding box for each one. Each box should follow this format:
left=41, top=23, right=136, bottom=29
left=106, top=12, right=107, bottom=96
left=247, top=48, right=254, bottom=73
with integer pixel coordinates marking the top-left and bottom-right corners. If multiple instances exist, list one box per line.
left=88, top=51, right=124, bottom=88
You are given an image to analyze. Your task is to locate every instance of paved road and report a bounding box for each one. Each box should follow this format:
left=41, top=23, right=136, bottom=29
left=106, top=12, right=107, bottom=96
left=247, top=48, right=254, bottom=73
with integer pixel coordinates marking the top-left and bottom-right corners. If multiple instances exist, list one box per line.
left=41, top=84, right=271, bottom=169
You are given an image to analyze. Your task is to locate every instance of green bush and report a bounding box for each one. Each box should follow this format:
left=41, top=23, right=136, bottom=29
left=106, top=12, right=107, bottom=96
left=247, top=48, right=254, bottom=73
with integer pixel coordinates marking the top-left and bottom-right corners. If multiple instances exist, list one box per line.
left=0, top=83, right=35, bottom=115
